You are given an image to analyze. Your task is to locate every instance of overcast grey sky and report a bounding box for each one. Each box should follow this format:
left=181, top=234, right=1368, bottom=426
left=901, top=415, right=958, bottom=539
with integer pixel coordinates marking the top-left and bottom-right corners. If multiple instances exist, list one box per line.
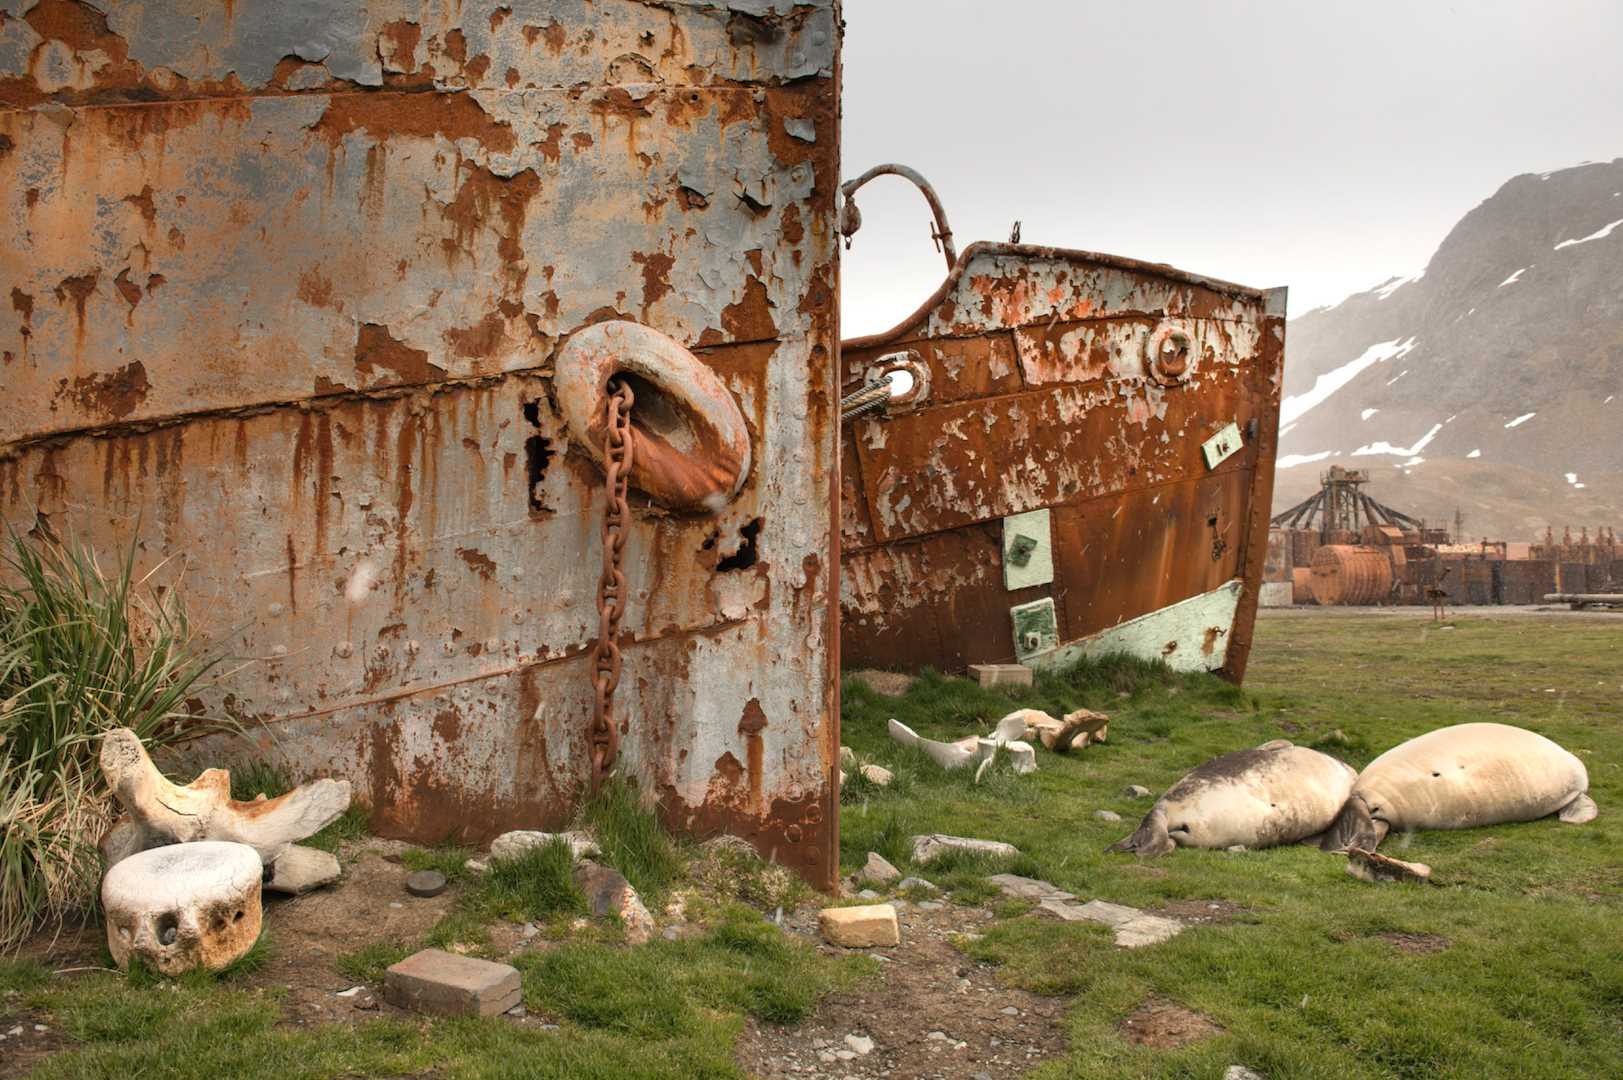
left=839, top=1, right=1623, bottom=336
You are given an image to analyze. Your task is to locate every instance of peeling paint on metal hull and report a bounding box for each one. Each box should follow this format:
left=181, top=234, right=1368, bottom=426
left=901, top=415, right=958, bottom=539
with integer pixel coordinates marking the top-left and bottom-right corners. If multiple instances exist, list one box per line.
left=3, top=1, right=843, bottom=887
left=839, top=244, right=1285, bottom=682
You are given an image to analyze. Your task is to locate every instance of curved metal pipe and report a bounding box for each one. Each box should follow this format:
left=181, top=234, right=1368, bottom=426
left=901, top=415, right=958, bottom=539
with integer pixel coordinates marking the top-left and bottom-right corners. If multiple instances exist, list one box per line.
left=839, top=163, right=957, bottom=273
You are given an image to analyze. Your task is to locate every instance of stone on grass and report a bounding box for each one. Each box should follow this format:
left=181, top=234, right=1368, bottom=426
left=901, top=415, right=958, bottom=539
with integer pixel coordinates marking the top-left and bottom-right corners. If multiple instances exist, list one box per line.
left=1123, top=784, right=1152, bottom=798
left=1037, top=897, right=1183, bottom=948
left=1224, top=1067, right=1265, bottom=1080
left=405, top=869, right=449, bottom=898
left=102, top=840, right=263, bottom=975
left=464, top=858, right=490, bottom=874
left=384, top=949, right=521, bottom=1017
left=857, top=889, right=881, bottom=901
left=1093, top=809, right=1122, bottom=823
left=265, top=844, right=341, bottom=894
left=969, top=663, right=1032, bottom=688
left=575, top=861, right=655, bottom=944
left=896, top=876, right=940, bottom=894
left=862, top=851, right=901, bottom=884
left=910, top=833, right=1018, bottom=864
left=819, top=904, right=900, bottom=947
left=488, top=830, right=599, bottom=863
left=1345, top=848, right=1431, bottom=885
left=859, top=764, right=894, bottom=786
left=988, top=874, right=1074, bottom=902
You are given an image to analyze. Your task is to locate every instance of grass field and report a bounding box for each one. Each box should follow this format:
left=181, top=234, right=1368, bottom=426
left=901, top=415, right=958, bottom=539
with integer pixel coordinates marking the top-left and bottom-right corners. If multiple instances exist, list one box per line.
left=842, top=611, right=1622, bottom=1078
left=3, top=611, right=1619, bottom=1078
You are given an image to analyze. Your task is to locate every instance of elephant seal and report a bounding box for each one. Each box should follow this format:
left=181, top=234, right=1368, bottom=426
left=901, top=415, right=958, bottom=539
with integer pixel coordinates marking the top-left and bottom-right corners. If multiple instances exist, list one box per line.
left=1322, top=722, right=1596, bottom=852
left=1109, top=740, right=1358, bottom=857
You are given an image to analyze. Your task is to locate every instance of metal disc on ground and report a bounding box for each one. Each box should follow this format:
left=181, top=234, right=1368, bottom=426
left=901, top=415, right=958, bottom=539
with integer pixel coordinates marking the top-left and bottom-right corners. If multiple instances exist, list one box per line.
left=405, top=870, right=449, bottom=897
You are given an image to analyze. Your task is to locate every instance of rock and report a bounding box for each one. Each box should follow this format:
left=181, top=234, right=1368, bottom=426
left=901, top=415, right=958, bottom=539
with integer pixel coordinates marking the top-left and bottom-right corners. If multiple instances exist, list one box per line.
left=896, top=876, right=940, bottom=894
left=845, top=1034, right=875, bottom=1055
left=1346, top=848, right=1432, bottom=885
left=1036, top=897, right=1183, bottom=947
left=835, top=1049, right=856, bottom=1061
left=915, top=900, right=945, bottom=911
left=818, top=903, right=900, bottom=947
left=1113, top=914, right=1184, bottom=948
left=98, top=729, right=351, bottom=868
left=384, top=949, right=521, bottom=1017
left=101, top=840, right=263, bottom=975
left=968, top=663, right=1033, bottom=688
left=862, top=851, right=901, bottom=883
left=464, top=858, right=490, bottom=874
left=1123, top=784, right=1152, bottom=798
left=910, top=834, right=1019, bottom=864
left=1227, top=844, right=1248, bottom=853
left=849, top=670, right=916, bottom=697
left=839, top=745, right=857, bottom=769
left=574, top=861, right=656, bottom=944
left=988, top=874, right=1075, bottom=902
left=405, top=869, right=449, bottom=898
left=488, top=830, right=599, bottom=863
left=264, top=844, right=341, bottom=894
left=857, top=889, right=881, bottom=901
left=1093, top=810, right=1122, bottom=822
left=1000, top=1006, right=1020, bottom=1016
left=859, top=763, right=894, bottom=786
left=1224, top=1067, right=1265, bottom=1080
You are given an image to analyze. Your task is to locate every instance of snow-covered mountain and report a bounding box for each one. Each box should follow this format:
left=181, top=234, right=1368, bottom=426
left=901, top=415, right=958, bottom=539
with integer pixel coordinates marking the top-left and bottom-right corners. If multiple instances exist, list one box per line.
left=1274, top=159, right=1623, bottom=537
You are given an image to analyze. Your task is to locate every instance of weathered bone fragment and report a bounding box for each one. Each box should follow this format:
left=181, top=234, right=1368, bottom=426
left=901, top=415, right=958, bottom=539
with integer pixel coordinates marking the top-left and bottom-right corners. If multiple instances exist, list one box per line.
left=888, top=718, right=979, bottom=770
left=1345, top=847, right=1431, bottom=885
left=910, top=834, right=1019, bottom=864
left=1010, top=707, right=1110, bottom=751
left=102, top=841, right=263, bottom=975
left=99, top=728, right=351, bottom=868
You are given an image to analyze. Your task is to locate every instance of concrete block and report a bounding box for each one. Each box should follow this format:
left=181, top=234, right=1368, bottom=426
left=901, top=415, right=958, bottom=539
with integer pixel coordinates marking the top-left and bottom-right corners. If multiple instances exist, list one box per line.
left=969, top=663, right=1033, bottom=688
left=818, top=904, right=900, bottom=947
left=384, top=949, right=521, bottom=1017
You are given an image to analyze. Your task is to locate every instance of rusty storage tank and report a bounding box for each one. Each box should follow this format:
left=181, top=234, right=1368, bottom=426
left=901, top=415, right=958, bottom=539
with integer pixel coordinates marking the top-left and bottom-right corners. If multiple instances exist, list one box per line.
left=1309, top=545, right=1393, bottom=606
left=1291, top=567, right=1315, bottom=605
left=1, top=2, right=843, bottom=886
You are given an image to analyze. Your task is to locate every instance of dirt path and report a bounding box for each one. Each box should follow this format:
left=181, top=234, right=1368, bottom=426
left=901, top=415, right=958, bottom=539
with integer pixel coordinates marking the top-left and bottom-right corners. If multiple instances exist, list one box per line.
left=738, top=901, right=1069, bottom=1080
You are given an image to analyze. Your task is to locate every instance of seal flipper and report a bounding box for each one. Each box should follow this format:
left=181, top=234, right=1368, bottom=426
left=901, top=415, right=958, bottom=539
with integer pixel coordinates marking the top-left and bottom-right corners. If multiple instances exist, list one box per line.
left=1107, top=805, right=1176, bottom=858
left=1320, top=795, right=1384, bottom=853
left=1557, top=792, right=1598, bottom=824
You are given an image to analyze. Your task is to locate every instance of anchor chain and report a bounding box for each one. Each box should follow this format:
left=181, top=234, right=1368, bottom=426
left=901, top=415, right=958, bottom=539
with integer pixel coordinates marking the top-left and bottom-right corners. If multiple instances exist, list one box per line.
left=589, top=378, right=636, bottom=792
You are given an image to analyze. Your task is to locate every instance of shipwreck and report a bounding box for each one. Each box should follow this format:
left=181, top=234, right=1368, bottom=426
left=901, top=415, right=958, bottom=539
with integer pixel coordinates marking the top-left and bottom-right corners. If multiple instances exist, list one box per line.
left=1, top=1, right=1283, bottom=889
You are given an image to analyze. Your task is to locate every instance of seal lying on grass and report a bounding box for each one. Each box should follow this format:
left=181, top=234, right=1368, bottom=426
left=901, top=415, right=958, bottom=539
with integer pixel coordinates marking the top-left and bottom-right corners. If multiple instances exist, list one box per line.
left=1322, top=722, right=1596, bottom=852
left=1109, top=740, right=1358, bottom=857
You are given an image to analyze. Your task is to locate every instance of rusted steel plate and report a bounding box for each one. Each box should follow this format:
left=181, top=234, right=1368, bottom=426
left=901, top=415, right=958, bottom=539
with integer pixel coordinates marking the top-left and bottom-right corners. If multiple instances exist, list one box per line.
left=2, top=0, right=841, bottom=885
left=841, top=241, right=1283, bottom=683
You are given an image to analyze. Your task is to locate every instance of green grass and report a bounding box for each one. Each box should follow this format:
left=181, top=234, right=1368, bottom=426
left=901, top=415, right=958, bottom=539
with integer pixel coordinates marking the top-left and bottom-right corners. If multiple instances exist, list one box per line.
left=842, top=613, right=1623, bottom=1078
left=23, top=905, right=865, bottom=1080
left=581, top=779, right=684, bottom=902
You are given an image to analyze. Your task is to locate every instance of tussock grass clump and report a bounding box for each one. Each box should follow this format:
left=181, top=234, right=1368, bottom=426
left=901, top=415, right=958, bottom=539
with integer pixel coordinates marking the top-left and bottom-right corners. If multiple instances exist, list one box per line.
left=582, top=777, right=683, bottom=901
left=0, top=531, right=223, bottom=951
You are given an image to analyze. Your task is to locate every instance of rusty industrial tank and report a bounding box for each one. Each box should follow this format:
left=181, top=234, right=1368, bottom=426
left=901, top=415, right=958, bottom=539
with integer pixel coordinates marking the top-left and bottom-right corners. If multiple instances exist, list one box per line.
left=837, top=168, right=1286, bottom=681
left=1291, top=567, right=1316, bottom=605
left=1309, top=545, right=1393, bottom=606
left=2, top=1, right=842, bottom=886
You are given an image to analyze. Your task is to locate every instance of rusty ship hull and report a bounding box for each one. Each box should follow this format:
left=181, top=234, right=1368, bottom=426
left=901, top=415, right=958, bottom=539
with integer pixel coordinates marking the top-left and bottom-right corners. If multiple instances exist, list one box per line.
left=840, top=242, right=1286, bottom=681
